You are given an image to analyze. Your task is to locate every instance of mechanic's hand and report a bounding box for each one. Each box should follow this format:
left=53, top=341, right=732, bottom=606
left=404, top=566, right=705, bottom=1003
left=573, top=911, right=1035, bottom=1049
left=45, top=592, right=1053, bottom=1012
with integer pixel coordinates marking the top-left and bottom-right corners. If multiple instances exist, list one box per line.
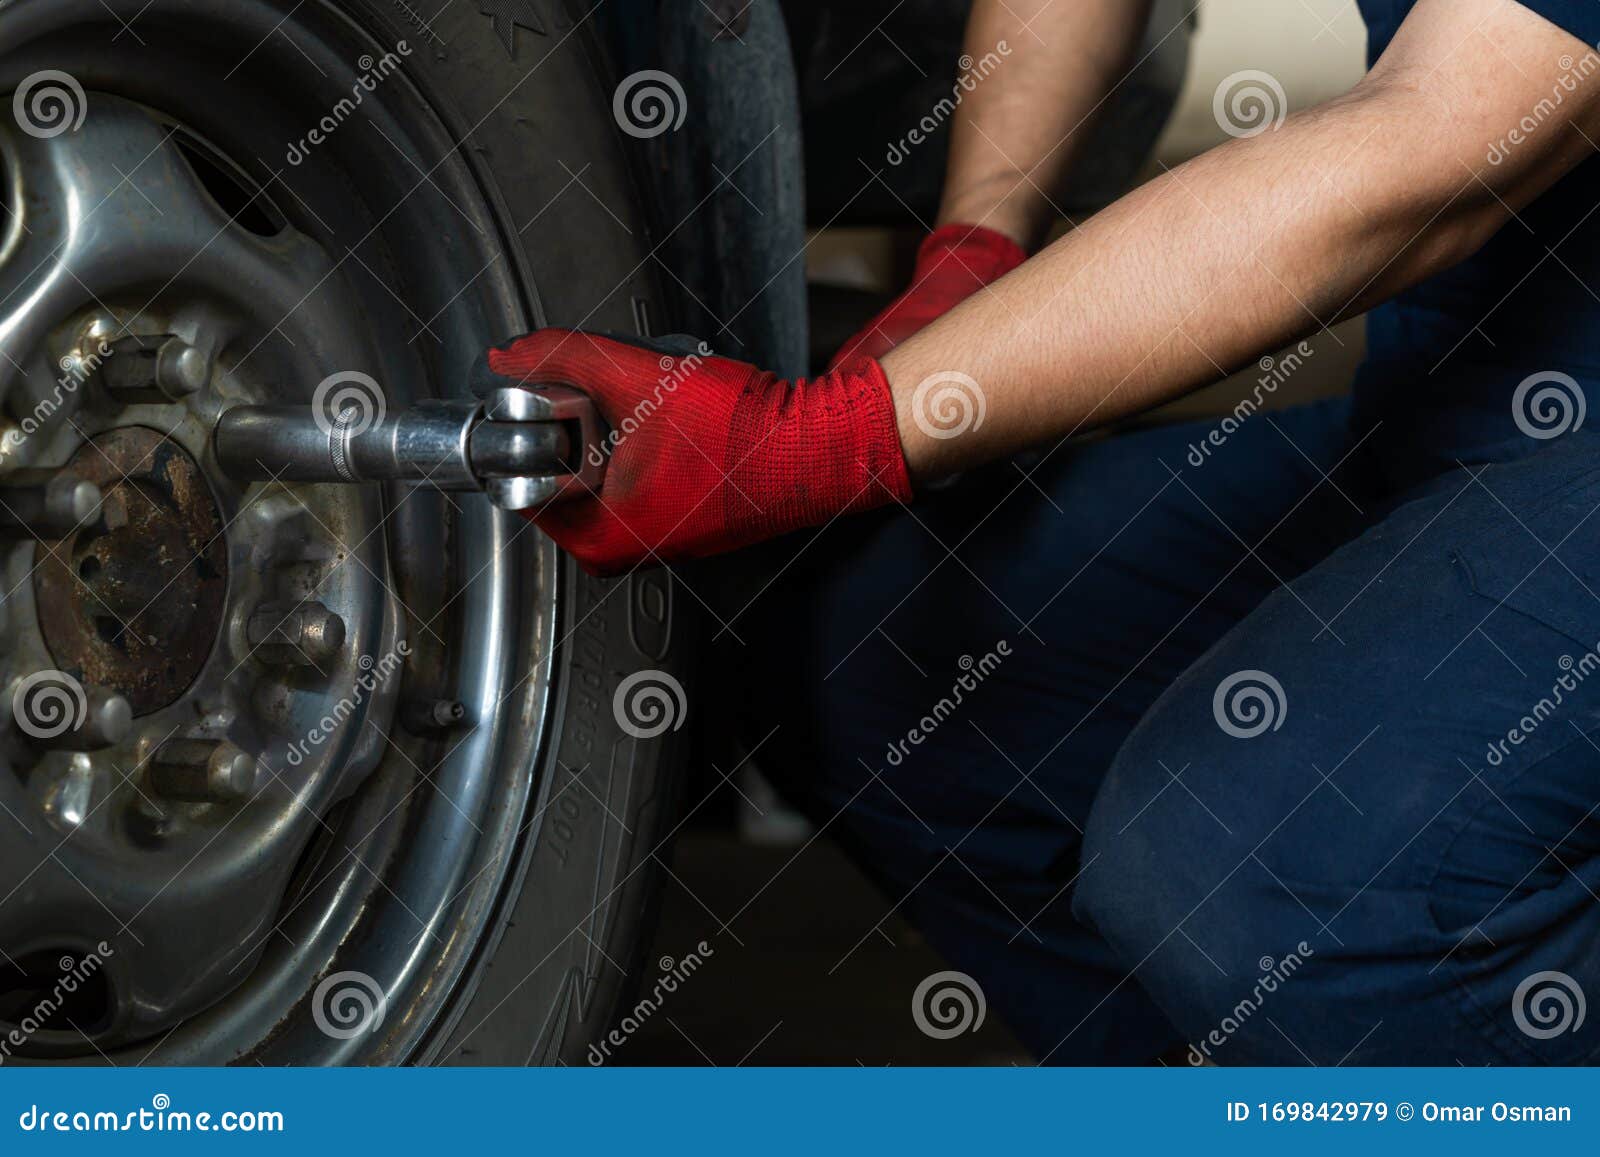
left=479, top=330, right=913, bottom=575
left=829, top=223, right=1026, bottom=369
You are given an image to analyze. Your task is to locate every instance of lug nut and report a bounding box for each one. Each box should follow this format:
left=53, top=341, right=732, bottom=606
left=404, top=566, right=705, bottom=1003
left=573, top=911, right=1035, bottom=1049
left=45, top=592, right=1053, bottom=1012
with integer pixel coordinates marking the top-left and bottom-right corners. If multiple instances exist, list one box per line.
left=150, top=738, right=259, bottom=803
left=100, top=334, right=210, bottom=401
left=247, top=602, right=346, bottom=666
left=155, top=340, right=210, bottom=397
left=11, top=677, right=131, bottom=751
left=403, top=698, right=470, bottom=736
left=0, top=470, right=102, bottom=539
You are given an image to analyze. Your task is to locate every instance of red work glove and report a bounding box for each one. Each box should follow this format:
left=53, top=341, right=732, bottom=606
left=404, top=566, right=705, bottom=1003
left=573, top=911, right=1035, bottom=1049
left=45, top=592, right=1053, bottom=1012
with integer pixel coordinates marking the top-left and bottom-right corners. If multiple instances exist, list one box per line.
left=478, top=330, right=913, bottom=575
left=829, top=222, right=1027, bottom=369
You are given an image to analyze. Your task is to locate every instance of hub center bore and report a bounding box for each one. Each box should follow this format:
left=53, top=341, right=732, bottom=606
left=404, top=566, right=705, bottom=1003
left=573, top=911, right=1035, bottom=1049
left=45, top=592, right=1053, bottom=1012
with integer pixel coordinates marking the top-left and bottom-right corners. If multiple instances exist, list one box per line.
left=34, top=426, right=228, bottom=714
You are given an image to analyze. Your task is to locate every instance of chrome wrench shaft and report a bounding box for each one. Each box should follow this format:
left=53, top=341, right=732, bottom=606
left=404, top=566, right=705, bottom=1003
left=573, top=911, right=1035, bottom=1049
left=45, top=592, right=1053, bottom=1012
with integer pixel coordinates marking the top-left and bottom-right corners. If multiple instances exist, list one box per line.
left=213, top=384, right=606, bottom=510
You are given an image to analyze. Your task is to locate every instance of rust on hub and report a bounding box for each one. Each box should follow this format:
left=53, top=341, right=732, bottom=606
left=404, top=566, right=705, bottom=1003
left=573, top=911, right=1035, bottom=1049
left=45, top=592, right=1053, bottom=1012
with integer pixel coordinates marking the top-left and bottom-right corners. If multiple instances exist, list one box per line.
left=35, top=427, right=228, bottom=714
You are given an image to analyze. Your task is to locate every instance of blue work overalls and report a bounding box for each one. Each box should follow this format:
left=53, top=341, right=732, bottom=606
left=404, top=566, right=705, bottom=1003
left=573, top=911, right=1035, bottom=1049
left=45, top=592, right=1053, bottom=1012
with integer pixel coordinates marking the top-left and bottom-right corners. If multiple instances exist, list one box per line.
left=744, top=0, right=1600, bottom=1064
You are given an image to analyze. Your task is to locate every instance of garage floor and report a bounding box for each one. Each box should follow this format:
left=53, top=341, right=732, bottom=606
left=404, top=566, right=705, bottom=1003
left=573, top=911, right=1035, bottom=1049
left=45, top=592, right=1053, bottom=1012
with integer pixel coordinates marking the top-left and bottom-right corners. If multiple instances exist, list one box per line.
left=617, top=832, right=1029, bottom=1065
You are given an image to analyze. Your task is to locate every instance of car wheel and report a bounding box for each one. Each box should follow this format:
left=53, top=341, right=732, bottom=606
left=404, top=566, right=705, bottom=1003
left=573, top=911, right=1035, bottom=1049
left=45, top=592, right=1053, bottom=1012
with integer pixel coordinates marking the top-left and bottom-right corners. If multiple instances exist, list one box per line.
left=0, top=0, right=688, bottom=1064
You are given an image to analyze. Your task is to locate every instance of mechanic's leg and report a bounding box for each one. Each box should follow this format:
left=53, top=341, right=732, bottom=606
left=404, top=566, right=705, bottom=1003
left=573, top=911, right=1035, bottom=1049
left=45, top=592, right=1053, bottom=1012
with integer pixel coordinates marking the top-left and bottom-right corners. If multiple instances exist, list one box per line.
left=1076, top=431, right=1600, bottom=1065
left=741, top=397, right=1372, bottom=1062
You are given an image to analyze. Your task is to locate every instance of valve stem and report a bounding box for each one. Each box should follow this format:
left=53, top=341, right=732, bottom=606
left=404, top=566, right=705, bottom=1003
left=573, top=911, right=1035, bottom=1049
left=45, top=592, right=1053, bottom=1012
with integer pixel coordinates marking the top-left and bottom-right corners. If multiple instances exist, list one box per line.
left=403, top=698, right=470, bottom=736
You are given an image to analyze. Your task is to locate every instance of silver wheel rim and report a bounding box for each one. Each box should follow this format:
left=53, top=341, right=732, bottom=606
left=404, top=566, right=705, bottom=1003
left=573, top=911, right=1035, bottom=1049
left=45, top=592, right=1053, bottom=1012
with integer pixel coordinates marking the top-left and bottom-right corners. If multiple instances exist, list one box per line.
left=0, top=0, right=560, bottom=1063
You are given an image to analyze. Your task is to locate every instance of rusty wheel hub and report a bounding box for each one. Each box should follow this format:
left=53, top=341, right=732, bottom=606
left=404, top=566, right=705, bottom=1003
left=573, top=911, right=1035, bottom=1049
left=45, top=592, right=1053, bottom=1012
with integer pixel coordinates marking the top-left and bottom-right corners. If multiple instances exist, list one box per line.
left=0, top=98, right=407, bottom=1050
left=34, top=427, right=227, bottom=714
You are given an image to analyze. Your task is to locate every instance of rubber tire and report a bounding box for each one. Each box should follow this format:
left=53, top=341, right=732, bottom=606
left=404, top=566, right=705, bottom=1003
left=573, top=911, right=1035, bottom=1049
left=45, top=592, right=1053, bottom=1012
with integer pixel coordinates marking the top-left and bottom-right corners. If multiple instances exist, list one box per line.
left=327, top=0, right=690, bottom=1065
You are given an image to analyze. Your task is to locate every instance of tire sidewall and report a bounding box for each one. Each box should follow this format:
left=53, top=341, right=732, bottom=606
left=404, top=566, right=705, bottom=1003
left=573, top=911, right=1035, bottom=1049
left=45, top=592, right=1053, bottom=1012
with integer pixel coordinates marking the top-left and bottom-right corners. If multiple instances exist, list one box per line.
left=335, top=0, right=689, bottom=1065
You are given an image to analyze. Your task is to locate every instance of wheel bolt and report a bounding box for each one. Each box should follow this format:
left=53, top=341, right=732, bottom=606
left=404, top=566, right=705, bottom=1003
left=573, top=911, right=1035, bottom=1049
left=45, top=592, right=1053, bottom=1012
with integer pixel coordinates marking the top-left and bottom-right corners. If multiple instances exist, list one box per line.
left=95, top=489, right=130, bottom=533
left=247, top=602, right=346, bottom=666
left=12, top=679, right=131, bottom=751
left=0, top=470, right=103, bottom=539
left=100, top=335, right=211, bottom=401
left=150, top=738, right=258, bottom=803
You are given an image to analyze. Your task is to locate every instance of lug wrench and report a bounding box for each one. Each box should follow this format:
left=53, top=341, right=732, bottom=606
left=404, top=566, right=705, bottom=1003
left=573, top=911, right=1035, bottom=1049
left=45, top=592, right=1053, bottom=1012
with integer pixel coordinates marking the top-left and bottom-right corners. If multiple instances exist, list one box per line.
left=213, top=384, right=605, bottom=510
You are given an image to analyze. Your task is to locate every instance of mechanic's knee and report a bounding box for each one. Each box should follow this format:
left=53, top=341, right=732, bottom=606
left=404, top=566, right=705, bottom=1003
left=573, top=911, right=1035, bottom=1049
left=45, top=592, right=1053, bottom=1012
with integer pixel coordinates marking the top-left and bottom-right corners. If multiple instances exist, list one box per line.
left=1073, top=676, right=1231, bottom=951
left=1071, top=675, right=1337, bottom=1061
left=1070, top=671, right=1516, bottom=1065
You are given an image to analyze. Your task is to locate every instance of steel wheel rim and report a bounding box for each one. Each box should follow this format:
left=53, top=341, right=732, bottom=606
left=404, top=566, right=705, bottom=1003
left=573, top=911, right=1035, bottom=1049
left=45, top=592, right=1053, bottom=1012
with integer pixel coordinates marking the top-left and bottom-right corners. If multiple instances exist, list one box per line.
left=0, top=0, right=560, bottom=1063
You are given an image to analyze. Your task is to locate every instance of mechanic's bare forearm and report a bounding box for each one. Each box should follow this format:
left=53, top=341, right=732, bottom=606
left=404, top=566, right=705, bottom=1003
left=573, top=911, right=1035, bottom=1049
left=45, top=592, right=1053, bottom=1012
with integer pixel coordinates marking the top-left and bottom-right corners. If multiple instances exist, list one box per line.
left=891, top=86, right=1480, bottom=479
left=889, top=0, right=1600, bottom=483
left=936, top=0, right=1154, bottom=249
